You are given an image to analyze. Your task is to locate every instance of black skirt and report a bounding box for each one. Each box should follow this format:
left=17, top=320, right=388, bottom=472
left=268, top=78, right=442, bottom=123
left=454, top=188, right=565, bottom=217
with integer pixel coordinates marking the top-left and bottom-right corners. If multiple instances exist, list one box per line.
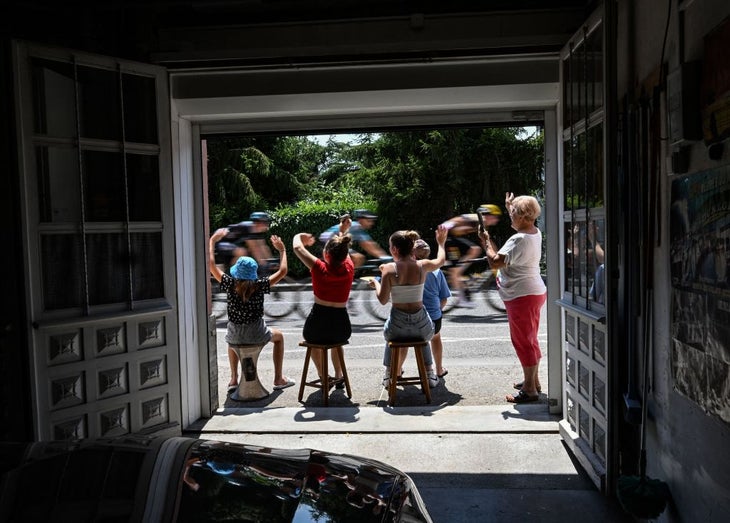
left=303, top=303, right=352, bottom=344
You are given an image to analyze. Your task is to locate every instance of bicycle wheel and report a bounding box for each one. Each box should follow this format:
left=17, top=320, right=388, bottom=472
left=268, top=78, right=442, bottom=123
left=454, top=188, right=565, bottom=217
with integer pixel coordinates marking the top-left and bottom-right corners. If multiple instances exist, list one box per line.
left=355, top=279, right=391, bottom=322
left=480, top=274, right=506, bottom=313
left=296, top=278, right=314, bottom=319
left=441, top=275, right=473, bottom=314
left=265, top=276, right=301, bottom=318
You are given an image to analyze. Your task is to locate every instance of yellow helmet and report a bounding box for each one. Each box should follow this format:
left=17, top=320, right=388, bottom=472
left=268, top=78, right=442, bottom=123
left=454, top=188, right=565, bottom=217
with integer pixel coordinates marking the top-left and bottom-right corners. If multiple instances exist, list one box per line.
left=477, top=204, right=502, bottom=216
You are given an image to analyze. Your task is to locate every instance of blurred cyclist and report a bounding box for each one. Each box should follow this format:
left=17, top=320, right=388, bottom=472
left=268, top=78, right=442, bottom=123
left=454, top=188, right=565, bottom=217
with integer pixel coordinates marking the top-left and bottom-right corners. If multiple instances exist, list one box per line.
left=320, top=209, right=388, bottom=268
left=441, top=204, right=502, bottom=307
left=214, top=211, right=275, bottom=273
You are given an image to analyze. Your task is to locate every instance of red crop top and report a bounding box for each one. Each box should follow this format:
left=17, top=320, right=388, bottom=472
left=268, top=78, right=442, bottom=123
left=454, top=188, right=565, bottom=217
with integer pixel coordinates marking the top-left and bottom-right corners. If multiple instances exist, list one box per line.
left=310, top=257, right=355, bottom=303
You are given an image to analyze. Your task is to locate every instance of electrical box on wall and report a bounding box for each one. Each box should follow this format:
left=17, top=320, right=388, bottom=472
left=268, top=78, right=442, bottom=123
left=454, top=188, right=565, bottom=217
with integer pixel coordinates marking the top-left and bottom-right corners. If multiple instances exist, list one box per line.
left=667, top=61, right=703, bottom=146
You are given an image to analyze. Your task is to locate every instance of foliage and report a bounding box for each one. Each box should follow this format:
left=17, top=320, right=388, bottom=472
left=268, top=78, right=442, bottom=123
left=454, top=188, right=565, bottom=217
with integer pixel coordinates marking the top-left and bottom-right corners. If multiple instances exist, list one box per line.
left=269, top=190, right=377, bottom=278
left=333, top=127, right=544, bottom=245
left=206, top=135, right=327, bottom=229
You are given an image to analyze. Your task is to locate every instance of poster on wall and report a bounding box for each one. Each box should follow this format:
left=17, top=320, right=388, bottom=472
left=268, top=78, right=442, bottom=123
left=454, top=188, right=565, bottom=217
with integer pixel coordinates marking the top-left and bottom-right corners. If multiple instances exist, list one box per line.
left=702, top=15, right=730, bottom=145
left=670, top=166, right=730, bottom=425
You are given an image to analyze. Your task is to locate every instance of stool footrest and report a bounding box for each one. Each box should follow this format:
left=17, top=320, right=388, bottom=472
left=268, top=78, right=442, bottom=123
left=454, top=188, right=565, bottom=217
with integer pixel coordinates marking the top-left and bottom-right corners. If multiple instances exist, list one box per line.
left=396, top=376, right=422, bottom=386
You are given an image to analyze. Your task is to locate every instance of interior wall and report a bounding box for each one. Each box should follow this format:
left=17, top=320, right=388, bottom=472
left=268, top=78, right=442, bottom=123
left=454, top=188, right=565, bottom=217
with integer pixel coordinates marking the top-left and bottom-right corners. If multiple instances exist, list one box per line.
left=620, top=1, right=730, bottom=520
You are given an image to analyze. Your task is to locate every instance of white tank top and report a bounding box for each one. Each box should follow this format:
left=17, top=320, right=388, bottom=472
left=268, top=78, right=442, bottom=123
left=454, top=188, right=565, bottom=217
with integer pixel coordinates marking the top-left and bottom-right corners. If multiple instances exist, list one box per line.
left=390, top=262, right=425, bottom=303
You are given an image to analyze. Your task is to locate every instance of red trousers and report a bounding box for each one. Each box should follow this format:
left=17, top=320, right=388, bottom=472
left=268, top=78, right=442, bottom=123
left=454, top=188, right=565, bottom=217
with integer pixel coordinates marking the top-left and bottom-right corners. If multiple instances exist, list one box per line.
left=504, top=293, right=546, bottom=367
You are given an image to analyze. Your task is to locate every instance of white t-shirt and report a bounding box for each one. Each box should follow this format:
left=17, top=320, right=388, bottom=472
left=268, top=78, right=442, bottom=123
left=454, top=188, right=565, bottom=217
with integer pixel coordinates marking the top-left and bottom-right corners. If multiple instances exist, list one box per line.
left=497, top=229, right=546, bottom=301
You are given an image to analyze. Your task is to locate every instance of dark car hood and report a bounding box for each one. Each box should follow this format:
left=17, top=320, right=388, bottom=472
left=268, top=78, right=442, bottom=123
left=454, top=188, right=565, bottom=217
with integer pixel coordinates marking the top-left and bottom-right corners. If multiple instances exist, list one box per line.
left=0, top=435, right=431, bottom=523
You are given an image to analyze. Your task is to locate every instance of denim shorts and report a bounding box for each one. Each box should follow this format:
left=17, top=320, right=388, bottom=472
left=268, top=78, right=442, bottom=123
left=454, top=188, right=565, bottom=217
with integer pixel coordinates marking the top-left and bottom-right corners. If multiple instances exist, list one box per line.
left=225, top=318, right=272, bottom=346
left=383, top=307, right=434, bottom=366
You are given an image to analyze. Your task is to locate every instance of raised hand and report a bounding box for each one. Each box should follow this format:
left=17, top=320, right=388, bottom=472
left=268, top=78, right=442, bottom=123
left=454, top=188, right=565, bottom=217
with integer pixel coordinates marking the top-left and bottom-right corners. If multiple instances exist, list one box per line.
left=505, top=192, right=515, bottom=210
left=211, top=228, right=229, bottom=242
left=435, top=224, right=448, bottom=245
left=300, top=233, right=316, bottom=247
left=270, top=235, right=285, bottom=253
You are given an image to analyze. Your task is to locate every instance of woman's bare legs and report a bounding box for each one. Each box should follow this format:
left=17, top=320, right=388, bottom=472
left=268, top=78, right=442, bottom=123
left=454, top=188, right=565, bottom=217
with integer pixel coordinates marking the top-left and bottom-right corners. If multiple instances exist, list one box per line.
left=331, top=348, right=344, bottom=379
left=309, top=347, right=344, bottom=380
left=519, top=364, right=540, bottom=396
left=270, top=329, right=291, bottom=386
left=227, top=347, right=239, bottom=387
left=431, top=332, right=447, bottom=376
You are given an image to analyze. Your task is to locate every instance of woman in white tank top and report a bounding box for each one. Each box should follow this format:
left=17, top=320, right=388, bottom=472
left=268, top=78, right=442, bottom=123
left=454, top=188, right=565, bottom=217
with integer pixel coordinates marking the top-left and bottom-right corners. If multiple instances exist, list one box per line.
left=369, top=225, right=448, bottom=387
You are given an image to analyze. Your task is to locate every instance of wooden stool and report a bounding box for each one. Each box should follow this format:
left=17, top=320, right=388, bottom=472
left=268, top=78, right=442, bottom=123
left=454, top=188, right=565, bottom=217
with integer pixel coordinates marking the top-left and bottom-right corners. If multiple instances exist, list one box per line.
left=298, top=341, right=351, bottom=406
left=387, top=340, right=432, bottom=406
left=229, top=344, right=269, bottom=401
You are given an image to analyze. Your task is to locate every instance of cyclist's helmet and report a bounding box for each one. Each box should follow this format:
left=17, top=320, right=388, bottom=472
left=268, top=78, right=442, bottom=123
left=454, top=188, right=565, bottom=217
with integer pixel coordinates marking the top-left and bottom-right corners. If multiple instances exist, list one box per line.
left=353, top=209, right=377, bottom=219
left=477, top=204, right=502, bottom=216
left=249, top=211, right=271, bottom=223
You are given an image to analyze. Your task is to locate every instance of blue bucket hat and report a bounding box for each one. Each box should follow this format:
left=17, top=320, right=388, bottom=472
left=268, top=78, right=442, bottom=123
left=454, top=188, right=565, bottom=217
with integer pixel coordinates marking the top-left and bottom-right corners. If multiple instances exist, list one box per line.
left=230, top=256, right=258, bottom=280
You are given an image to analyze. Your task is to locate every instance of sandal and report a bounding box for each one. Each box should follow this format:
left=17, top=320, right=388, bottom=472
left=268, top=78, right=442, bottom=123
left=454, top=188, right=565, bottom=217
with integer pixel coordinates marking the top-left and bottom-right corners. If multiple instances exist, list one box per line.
left=506, top=390, right=539, bottom=404
left=273, top=378, right=296, bottom=390
left=437, top=368, right=449, bottom=378
left=513, top=381, right=542, bottom=393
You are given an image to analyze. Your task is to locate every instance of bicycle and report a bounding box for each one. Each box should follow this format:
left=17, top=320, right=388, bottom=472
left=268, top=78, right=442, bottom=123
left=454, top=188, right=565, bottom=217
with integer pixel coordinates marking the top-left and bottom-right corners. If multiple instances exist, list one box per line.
left=258, top=258, right=303, bottom=319
left=441, top=257, right=506, bottom=314
left=350, top=258, right=393, bottom=322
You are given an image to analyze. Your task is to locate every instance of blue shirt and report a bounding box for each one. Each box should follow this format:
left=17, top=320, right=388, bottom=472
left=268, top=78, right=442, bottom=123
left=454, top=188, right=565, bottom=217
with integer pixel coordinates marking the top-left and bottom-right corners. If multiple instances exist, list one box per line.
left=422, top=269, right=451, bottom=321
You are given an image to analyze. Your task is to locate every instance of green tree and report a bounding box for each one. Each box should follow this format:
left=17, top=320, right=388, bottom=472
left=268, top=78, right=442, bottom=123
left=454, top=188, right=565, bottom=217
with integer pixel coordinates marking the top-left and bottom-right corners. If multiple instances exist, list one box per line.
left=206, top=135, right=327, bottom=229
left=336, top=128, right=544, bottom=241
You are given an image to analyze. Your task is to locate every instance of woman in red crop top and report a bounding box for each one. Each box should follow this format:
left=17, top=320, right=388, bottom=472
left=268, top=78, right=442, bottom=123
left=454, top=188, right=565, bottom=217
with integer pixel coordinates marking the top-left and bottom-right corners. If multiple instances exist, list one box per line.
left=293, top=231, right=355, bottom=385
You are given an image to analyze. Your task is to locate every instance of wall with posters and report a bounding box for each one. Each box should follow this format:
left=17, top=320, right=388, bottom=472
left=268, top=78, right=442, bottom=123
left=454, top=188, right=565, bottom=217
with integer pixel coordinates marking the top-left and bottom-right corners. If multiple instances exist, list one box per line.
left=670, top=167, right=730, bottom=425
left=628, top=2, right=730, bottom=521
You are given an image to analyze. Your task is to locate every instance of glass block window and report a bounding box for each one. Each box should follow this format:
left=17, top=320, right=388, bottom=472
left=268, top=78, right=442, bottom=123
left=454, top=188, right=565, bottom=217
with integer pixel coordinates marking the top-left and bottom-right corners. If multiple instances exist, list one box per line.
left=578, top=361, right=590, bottom=398
left=593, top=420, right=606, bottom=463
left=593, top=326, right=606, bottom=365
left=565, top=312, right=575, bottom=345
left=562, top=21, right=606, bottom=314
left=30, top=55, right=164, bottom=312
left=593, top=373, right=606, bottom=414
left=566, top=392, right=576, bottom=431
left=578, top=317, right=590, bottom=353
left=566, top=354, right=576, bottom=386
left=579, top=405, right=590, bottom=440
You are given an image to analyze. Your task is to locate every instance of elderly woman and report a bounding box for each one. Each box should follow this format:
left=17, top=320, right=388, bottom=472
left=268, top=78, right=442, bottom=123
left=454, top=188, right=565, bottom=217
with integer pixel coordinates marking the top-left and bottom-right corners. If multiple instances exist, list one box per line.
left=369, top=225, right=448, bottom=388
left=480, top=192, right=547, bottom=403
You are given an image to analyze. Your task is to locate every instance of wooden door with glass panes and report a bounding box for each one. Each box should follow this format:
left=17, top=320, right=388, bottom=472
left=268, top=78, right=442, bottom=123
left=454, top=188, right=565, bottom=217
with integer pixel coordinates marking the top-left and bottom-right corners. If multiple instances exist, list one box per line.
left=557, top=9, right=610, bottom=490
left=13, top=42, right=181, bottom=440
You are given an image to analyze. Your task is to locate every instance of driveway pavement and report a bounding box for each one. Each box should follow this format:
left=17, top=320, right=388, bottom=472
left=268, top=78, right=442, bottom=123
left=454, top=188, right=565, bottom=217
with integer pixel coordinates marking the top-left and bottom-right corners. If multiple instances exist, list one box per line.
left=190, top=294, right=631, bottom=522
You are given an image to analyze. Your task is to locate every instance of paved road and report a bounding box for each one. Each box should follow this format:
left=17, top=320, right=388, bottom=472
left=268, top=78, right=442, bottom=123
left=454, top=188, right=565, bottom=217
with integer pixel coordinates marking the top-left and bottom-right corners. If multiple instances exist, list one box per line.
left=212, top=288, right=548, bottom=409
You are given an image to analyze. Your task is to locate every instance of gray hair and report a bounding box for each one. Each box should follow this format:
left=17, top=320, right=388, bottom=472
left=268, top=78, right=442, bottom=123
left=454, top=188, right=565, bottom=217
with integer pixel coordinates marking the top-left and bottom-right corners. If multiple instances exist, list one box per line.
left=511, top=195, right=541, bottom=221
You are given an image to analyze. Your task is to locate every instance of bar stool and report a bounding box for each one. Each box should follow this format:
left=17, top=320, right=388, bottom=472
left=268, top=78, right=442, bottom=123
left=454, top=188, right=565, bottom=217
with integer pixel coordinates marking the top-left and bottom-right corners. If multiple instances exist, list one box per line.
left=387, top=340, right=432, bottom=406
left=229, top=344, right=269, bottom=401
left=298, top=341, right=351, bottom=406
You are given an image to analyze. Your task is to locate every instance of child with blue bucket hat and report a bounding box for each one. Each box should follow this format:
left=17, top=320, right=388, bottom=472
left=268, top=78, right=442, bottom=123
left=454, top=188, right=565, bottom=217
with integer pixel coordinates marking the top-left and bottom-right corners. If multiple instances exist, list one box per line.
left=209, top=228, right=296, bottom=394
